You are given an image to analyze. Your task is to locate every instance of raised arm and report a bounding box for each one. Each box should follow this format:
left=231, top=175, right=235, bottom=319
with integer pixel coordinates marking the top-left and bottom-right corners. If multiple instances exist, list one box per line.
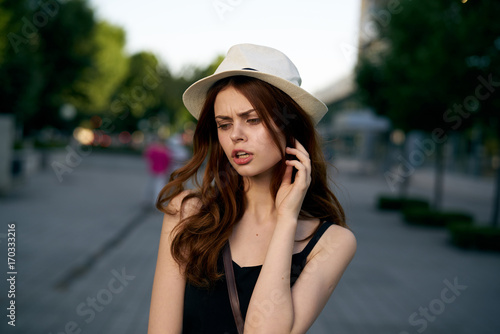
left=245, top=141, right=356, bottom=333
left=148, top=191, right=200, bottom=334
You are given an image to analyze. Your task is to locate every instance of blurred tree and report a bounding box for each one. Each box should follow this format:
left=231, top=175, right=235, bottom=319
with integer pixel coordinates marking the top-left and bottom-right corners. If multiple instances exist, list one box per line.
left=0, top=0, right=98, bottom=136
left=65, top=21, right=129, bottom=114
left=0, top=0, right=45, bottom=133
left=33, top=0, right=97, bottom=133
left=355, top=0, right=500, bottom=224
left=0, top=0, right=226, bottom=139
left=158, top=55, right=225, bottom=131
left=106, top=51, right=164, bottom=132
left=103, top=54, right=225, bottom=135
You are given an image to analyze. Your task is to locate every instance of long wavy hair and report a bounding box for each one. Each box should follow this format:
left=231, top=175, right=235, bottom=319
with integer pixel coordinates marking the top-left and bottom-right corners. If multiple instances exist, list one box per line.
left=156, top=76, right=345, bottom=287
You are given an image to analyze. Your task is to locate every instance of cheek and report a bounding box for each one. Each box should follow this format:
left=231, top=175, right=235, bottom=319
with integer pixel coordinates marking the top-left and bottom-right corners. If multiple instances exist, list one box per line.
left=218, top=132, right=232, bottom=157
left=257, top=129, right=284, bottom=158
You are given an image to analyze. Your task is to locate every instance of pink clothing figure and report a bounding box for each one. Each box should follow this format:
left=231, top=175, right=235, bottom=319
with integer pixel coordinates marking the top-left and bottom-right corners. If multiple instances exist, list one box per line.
left=145, top=142, right=172, bottom=175
left=143, top=141, right=172, bottom=207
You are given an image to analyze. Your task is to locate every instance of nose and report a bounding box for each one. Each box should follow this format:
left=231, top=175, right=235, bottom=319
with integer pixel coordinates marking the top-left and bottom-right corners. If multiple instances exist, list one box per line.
left=230, top=122, right=247, bottom=143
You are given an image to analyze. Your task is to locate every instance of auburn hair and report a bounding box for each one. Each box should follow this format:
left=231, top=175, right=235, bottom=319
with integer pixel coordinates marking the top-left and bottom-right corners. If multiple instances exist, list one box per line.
left=156, top=76, right=346, bottom=287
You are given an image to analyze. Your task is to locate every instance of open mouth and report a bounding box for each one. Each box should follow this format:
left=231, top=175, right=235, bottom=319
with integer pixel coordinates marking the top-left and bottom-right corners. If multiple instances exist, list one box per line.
left=232, top=151, right=254, bottom=165
left=235, top=152, right=250, bottom=158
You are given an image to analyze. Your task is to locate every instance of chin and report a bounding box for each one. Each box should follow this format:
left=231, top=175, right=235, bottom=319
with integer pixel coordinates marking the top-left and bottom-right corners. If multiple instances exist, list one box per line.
left=231, top=162, right=280, bottom=178
left=230, top=165, right=255, bottom=177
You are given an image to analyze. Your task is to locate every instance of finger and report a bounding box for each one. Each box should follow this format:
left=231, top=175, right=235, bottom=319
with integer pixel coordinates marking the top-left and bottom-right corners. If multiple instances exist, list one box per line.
left=285, top=147, right=311, bottom=169
left=286, top=159, right=305, bottom=168
left=286, top=147, right=310, bottom=161
left=285, top=160, right=311, bottom=185
left=281, top=164, right=293, bottom=186
left=293, top=140, right=309, bottom=158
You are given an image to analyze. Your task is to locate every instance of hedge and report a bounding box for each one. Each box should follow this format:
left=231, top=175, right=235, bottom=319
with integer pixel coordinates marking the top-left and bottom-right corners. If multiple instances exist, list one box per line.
left=403, top=208, right=474, bottom=227
left=448, top=223, right=500, bottom=252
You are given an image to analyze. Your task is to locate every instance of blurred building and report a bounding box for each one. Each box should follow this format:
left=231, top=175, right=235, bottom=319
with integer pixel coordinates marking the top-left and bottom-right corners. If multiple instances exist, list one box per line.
left=316, top=74, right=390, bottom=174
left=317, top=0, right=494, bottom=176
left=315, top=0, right=391, bottom=174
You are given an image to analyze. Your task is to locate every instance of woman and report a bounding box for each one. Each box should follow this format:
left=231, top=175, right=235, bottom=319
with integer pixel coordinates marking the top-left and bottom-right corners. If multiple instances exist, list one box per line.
left=148, top=44, right=356, bottom=334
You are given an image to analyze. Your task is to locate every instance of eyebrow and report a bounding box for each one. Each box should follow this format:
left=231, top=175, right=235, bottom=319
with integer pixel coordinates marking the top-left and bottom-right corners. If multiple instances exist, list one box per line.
left=214, top=109, right=257, bottom=120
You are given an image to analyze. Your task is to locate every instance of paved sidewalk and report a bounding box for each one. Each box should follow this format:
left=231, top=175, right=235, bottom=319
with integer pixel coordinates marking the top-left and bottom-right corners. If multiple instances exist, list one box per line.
left=310, top=168, right=499, bottom=334
left=0, top=152, right=498, bottom=334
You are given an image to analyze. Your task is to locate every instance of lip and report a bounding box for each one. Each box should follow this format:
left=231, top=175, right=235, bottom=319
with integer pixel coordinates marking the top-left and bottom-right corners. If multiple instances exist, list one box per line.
left=231, top=149, right=253, bottom=158
left=231, top=149, right=254, bottom=165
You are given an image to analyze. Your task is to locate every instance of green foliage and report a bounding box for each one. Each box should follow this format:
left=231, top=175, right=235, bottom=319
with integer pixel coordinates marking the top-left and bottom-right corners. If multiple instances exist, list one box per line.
left=163, top=55, right=225, bottom=128
left=96, top=52, right=225, bottom=134
left=0, top=0, right=227, bottom=137
left=154, top=54, right=225, bottom=132
left=355, top=0, right=500, bottom=134
left=0, top=0, right=11, bottom=62
left=449, top=222, right=500, bottom=252
left=65, top=21, right=129, bottom=114
left=111, top=52, right=162, bottom=119
left=0, top=0, right=98, bottom=135
left=403, top=207, right=473, bottom=227
left=33, top=0, right=97, bottom=132
left=0, top=0, right=44, bottom=127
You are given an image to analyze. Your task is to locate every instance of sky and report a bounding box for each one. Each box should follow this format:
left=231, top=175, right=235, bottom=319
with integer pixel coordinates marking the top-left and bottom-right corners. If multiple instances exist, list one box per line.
left=88, top=0, right=362, bottom=94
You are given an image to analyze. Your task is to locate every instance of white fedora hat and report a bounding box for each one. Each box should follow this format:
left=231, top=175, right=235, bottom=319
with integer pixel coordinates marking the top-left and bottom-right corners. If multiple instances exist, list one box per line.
left=182, top=43, right=328, bottom=125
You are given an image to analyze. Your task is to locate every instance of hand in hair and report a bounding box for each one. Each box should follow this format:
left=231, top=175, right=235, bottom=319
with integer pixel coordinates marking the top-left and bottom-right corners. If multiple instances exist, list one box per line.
left=275, top=139, right=312, bottom=220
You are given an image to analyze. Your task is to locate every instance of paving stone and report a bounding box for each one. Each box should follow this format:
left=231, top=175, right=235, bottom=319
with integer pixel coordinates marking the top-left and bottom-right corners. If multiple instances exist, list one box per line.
left=0, top=152, right=498, bottom=334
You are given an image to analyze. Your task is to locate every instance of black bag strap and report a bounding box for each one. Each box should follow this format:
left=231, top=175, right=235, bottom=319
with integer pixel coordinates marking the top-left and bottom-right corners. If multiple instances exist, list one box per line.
left=223, top=242, right=245, bottom=334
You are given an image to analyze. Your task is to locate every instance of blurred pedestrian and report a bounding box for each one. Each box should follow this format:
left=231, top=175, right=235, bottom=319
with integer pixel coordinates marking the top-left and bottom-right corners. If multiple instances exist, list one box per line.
left=148, top=44, right=356, bottom=334
left=143, top=137, right=171, bottom=207
left=167, top=133, right=190, bottom=173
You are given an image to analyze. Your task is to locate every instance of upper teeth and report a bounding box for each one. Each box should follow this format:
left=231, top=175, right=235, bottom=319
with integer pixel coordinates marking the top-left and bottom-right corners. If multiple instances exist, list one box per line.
left=237, top=152, right=248, bottom=157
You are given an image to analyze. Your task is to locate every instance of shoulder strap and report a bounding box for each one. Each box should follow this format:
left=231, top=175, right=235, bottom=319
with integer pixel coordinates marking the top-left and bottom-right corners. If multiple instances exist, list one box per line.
left=223, top=242, right=245, bottom=334
left=300, top=221, right=334, bottom=257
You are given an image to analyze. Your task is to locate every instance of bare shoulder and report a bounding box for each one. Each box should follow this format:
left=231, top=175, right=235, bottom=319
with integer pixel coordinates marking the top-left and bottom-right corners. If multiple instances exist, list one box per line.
left=169, top=190, right=202, bottom=214
left=324, top=224, right=356, bottom=245
left=313, top=224, right=357, bottom=261
left=162, top=190, right=202, bottom=231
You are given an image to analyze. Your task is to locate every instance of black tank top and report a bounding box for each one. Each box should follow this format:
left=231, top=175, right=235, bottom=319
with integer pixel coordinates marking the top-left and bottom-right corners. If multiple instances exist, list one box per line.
left=182, top=221, right=334, bottom=334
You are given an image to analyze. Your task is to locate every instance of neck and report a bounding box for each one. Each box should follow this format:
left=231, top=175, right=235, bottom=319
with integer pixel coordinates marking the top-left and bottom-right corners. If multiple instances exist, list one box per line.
left=242, top=172, right=277, bottom=223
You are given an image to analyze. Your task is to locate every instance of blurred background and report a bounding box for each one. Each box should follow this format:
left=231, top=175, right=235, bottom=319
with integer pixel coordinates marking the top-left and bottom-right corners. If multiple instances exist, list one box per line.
left=0, top=0, right=499, bottom=333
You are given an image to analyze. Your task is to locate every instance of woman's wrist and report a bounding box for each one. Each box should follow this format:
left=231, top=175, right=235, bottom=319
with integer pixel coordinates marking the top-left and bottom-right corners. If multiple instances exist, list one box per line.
left=276, top=214, right=298, bottom=226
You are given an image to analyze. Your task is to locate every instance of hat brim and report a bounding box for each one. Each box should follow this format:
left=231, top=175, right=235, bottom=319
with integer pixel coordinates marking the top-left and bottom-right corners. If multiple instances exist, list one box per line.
left=182, top=70, right=328, bottom=125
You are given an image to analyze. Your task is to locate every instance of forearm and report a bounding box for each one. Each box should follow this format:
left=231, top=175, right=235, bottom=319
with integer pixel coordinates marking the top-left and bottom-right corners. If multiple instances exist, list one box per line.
left=244, top=216, right=297, bottom=333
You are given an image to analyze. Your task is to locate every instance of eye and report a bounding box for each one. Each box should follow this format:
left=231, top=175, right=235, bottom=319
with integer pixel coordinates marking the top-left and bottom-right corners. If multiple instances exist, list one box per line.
left=247, top=118, right=261, bottom=125
left=217, top=123, right=231, bottom=130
